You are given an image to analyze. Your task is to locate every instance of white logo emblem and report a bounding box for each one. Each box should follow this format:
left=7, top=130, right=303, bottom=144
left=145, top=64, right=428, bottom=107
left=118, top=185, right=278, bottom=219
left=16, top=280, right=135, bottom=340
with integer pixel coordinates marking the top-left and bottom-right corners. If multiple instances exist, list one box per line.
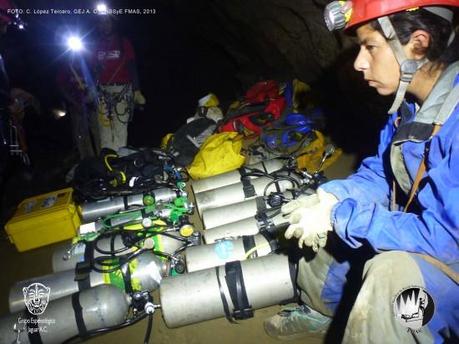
left=393, top=287, right=435, bottom=330
left=23, top=283, right=51, bottom=315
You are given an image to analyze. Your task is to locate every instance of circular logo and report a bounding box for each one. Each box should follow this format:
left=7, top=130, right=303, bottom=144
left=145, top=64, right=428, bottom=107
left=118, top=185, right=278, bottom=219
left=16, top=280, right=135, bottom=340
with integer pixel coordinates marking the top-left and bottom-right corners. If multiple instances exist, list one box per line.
left=393, top=287, right=435, bottom=330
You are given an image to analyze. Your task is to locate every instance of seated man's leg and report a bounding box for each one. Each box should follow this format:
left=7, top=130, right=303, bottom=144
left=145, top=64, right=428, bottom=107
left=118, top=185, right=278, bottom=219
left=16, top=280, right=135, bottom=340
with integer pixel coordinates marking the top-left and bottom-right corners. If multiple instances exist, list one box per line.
left=344, top=251, right=457, bottom=343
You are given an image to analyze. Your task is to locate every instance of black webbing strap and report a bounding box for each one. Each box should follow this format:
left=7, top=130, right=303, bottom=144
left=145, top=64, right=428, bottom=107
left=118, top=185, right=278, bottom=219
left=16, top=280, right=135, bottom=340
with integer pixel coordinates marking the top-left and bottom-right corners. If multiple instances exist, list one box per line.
left=75, top=242, right=94, bottom=291
left=120, top=259, right=134, bottom=294
left=242, top=235, right=257, bottom=259
left=25, top=312, right=43, bottom=344
left=255, top=196, right=266, bottom=213
left=215, top=266, right=237, bottom=324
left=224, top=261, right=254, bottom=320
left=239, top=167, right=256, bottom=198
left=123, top=195, right=129, bottom=210
left=72, top=292, right=89, bottom=340
left=241, top=178, right=256, bottom=198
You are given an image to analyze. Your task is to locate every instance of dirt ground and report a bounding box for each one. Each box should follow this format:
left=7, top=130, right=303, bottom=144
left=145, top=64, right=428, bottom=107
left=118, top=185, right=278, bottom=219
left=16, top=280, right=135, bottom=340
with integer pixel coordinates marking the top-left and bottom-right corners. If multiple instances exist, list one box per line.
left=0, top=152, right=357, bottom=344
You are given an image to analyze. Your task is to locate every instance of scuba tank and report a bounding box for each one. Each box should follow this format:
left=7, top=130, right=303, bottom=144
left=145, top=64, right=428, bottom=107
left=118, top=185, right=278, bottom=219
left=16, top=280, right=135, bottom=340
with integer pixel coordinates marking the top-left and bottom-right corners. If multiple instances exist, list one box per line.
left=9, top=251, right=166, bottom=313
left=0, top=285, right=129, bottom=344
left=202, top=209, right=288, bottom=244
left=194, top=171, right=305, bottom=215
left=190, top=158, right=285, bottom=194
left=52, top=229, right=188, bottom=273
left=185, top=233, right=276, bottom=273
left=160, top=254, right=296, bottom=328
left=78, top=196, right=193, bottom=235
left=201, top=191, right=293, bottom=230
left=80, top=187, right=184, bottom=223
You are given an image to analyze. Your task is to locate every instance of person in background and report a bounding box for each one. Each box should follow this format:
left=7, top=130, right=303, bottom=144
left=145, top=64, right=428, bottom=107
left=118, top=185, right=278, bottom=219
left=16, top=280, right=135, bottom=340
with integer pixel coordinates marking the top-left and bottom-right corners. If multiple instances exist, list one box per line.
left=0, top=0, right=27, bottom=187
left=92, top=12, right=146, bottom=152
left=264, top=0, right=459, bottom=343
left=56, top=54, right=99, bottom=159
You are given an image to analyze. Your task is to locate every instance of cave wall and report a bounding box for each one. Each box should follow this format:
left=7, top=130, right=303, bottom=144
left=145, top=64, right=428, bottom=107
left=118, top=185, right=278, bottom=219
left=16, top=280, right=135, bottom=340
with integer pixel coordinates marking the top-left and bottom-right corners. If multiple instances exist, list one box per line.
left=171, top=0, right=389, bottom=158
left=173, top=0, right=343, bottom=89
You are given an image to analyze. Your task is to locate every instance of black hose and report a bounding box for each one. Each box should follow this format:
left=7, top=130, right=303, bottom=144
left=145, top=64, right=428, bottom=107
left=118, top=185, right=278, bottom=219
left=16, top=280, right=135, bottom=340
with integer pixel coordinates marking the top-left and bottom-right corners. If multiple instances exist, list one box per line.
left=263, top=176, right=301, bottom=197
left=144, top=314, right=153, bottom=344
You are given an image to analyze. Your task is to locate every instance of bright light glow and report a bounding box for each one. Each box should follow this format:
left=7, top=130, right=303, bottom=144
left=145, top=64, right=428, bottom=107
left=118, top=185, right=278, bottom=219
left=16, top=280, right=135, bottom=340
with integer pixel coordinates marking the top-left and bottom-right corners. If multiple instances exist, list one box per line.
left=67, top=36, right=83, bottom=51
left=96, top=3, right=108, bottom=15
left=53, top=109, right=67, bottom=118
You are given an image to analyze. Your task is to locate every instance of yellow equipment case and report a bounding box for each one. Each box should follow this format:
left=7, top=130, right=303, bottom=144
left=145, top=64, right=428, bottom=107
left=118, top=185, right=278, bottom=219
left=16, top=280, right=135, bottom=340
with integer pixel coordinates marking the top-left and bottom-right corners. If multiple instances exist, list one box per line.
left=5, top=187, right=80, bottom=252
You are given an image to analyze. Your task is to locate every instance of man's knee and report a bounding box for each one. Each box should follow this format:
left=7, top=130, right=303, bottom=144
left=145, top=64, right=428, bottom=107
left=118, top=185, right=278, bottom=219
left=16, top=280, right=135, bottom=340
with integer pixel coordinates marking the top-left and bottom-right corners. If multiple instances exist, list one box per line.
left=363, top=251, right=421, bottom=281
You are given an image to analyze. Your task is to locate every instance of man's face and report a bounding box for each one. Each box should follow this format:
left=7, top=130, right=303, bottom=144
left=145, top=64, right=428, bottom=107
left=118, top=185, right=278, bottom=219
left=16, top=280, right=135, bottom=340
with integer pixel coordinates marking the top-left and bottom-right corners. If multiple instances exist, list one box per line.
left=353, top=24, right=400, bottom=96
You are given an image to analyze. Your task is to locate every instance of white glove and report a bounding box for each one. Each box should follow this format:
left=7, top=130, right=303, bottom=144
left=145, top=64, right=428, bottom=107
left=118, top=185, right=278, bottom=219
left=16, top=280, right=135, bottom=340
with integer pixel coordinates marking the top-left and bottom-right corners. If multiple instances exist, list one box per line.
left=282, top=188, right=338, bottom=251
left=134, top=90, right=146, bottom=105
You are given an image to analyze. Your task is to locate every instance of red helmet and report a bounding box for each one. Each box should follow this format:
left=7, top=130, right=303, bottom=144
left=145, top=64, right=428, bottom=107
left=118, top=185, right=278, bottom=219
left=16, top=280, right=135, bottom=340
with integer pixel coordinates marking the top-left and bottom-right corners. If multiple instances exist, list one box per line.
left=325, top=0, right=459, bottom=31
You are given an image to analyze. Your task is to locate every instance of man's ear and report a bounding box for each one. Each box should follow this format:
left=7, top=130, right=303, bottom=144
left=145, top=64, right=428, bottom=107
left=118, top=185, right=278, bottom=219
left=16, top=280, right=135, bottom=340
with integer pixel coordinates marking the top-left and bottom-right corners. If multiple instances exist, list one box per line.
left=407, top=29, right=431, bottom=59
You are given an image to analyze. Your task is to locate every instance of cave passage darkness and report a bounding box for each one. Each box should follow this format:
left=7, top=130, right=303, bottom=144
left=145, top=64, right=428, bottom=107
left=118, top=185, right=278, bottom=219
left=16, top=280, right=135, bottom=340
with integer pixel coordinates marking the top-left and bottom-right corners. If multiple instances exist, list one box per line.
left=1, top=0, right=391, bottom=219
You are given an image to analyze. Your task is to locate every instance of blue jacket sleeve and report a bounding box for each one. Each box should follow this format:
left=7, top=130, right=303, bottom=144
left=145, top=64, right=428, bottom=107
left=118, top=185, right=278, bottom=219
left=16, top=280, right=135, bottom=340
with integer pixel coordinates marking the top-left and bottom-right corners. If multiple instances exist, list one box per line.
left=321, top=114, right=396, bottom=207
left=330, top=126, right=459, bottom=265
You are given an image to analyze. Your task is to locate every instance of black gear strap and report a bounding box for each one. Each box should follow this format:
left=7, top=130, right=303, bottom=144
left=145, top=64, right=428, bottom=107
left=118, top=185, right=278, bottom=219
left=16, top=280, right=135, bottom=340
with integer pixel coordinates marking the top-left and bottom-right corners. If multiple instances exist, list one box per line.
left=72, top=292, right=89, bottom=339
left=224, top=261, right=254, bottom=320
left=75, top=242, right=94, bottom=291
left=215, top=266, right=237, bottom=324
left=239, top=167, right=256, bottom=198
left=255, top=196, right=266, bottom=213
left=242, top=235, right=257, bottom=259
left=120, top=259, right=134, bottom=295
left=241, top=177, right=256, bottom=198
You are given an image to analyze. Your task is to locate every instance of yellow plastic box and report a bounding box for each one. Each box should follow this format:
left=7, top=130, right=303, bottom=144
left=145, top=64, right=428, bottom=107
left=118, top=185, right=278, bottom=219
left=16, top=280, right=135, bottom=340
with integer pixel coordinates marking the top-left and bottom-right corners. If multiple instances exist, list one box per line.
left=5, top=187, right=81, bottom=252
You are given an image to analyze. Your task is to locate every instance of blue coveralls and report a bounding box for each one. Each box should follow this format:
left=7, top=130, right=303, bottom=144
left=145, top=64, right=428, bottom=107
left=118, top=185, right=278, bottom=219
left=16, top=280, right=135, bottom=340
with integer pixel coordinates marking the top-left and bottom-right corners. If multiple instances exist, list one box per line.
left=298, top=64, right=459, bottom=343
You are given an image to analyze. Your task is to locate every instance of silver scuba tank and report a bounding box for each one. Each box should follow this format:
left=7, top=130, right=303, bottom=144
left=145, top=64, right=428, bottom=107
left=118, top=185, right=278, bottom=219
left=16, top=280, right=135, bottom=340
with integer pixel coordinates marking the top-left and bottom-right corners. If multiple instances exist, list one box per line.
left=160, top=254, right=296, bottom=328
left=52, top=231, right=186, bottom=273
left=194, top=172, right=304, bottom=215
left=9, top=251, right=166, bottom=313
left=190, top=158, right=285, bottom=194
left=201, top=191, right=293, bottom=229
left=0, top=285, right=129, bottom=344
left=202, top=210, right=288, bottom=244
left=78, top=197, right=193, bottom=238
left=80, top=187, right=181, bottom=223
left=185, top=233, right=276, bottom=272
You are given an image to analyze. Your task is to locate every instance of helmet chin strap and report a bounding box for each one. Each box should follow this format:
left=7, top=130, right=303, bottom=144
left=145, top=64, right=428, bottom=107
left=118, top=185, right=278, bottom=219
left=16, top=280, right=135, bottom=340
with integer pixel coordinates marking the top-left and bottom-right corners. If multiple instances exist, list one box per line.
left=377, top=16, right=429, bottom=114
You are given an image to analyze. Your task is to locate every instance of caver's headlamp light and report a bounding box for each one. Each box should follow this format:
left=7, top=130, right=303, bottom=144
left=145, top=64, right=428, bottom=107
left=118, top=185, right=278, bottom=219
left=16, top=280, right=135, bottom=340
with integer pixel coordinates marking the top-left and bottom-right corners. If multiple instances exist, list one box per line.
left=324, top=1, right=353, bottom=31
left=67, top=35, right=84, bottom=52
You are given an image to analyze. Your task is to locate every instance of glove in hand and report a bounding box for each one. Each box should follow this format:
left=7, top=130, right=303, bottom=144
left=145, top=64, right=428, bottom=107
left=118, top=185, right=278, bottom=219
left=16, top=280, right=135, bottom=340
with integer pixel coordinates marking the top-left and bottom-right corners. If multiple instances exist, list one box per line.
left=282, top=188, right=338, bottom=251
